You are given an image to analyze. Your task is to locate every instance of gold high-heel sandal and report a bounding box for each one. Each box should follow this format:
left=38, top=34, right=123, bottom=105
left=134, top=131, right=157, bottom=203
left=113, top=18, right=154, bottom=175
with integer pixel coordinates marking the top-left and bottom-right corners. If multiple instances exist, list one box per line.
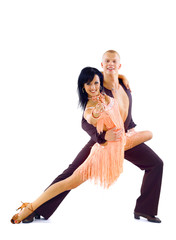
left=11, top=202, right=34, bottom=224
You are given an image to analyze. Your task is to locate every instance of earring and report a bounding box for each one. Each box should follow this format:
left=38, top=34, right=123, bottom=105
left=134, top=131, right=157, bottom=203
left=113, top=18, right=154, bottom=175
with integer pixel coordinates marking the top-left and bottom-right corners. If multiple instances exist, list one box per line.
left=82, top=88, right=85, bottom=93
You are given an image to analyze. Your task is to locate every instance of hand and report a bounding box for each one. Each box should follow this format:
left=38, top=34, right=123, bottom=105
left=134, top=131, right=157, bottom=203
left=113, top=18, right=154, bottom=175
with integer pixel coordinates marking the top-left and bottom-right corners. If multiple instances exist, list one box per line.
left=94, top=102, right=105, bottom=113
left=92, top=102, right=105, bottom=118
left=105, top=127, right=123, bottom=141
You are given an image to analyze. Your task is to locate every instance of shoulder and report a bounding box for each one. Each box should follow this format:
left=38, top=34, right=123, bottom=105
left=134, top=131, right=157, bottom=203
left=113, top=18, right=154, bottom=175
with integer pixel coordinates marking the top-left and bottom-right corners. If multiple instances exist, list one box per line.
left=119, top=78, right=126, bottom=89
left=84, top=102, right=94, bottom=119
left=119, top=79, right=132, bottom=96
left=86, top=100, right=97, bottom=110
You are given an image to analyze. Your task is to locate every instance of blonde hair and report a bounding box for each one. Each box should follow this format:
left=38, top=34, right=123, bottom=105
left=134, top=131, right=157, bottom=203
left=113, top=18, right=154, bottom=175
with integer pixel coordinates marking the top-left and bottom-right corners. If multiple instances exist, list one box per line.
left=103, top=50, right=120, bottom=59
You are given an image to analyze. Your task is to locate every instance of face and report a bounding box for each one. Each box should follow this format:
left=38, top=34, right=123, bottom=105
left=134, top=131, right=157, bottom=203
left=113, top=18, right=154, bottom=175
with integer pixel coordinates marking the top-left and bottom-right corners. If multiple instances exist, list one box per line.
left=84, top=75, right=101, bottom=98
left=101, top=52, right=121, bottom=75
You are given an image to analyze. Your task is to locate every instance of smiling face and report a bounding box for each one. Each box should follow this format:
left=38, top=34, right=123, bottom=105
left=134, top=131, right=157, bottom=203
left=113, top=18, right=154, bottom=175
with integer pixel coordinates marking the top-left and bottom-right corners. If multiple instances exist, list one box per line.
left=84, top=75, right=101, bottom=98
left=101, top=52, right=121, bottom=75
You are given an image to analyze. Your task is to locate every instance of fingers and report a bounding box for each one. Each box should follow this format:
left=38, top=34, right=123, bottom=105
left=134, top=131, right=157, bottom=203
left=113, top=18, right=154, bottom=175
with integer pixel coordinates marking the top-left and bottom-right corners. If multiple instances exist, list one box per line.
left=114, top=129, right=123, bottom=140
left=95, top=102, right=105, bottom=112
left=105, top=127, right=124, bottom=141
left=111, top=128, right=123, bottom=141
left=114, top=128, right=122, bottom=133
left=110, top=127, right=118, bottom=131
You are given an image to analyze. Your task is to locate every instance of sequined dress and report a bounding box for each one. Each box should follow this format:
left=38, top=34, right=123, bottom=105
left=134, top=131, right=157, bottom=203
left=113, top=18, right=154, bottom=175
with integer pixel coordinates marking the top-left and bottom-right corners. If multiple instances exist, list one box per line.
left=75, top=96, right=126, bottom=188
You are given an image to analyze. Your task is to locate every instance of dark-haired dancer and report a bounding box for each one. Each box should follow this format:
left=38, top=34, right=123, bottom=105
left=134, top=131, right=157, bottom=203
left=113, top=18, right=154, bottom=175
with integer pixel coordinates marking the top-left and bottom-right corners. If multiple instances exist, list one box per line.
left=11, top=67, right=153, bottom=224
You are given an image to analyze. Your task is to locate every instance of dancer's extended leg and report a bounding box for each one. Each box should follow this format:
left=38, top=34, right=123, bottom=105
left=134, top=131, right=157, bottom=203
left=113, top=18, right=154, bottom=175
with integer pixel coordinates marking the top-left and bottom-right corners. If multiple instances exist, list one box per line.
left=12, top=130, right=152, bottom=223
left=16, top=171, right=85, bottom=222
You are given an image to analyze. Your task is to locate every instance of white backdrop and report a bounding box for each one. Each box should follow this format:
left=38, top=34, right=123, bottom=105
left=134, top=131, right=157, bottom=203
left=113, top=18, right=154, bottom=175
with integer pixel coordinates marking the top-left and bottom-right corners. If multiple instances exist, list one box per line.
left=0, top=0, right=176, bottom=239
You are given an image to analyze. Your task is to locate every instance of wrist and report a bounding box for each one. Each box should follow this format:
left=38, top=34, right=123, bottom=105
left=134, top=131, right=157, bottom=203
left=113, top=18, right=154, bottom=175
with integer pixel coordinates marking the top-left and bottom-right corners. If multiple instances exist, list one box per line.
left=92, top=105, right=104, bottom=118
left=97, top=131, right=107, bottom=144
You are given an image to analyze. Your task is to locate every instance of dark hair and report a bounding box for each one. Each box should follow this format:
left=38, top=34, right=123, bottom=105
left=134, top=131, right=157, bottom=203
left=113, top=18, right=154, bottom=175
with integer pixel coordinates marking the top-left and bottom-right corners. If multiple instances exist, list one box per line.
left=77, top=67, right=104, bottom=109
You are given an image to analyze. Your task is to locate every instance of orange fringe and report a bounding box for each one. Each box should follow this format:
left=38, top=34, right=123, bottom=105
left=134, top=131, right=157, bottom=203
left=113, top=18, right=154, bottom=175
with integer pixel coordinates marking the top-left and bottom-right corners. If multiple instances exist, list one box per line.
left=76, top=98, right=126, bottom=188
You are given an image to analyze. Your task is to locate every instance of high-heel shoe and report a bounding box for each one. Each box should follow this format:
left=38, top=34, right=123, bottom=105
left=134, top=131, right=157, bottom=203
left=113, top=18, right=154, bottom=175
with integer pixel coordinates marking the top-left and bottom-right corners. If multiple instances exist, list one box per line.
left=134, top=212, right=161, bottom=223
left=22, top=212, right=41, bottom=223
left=11, top=202, right=34, bottom=224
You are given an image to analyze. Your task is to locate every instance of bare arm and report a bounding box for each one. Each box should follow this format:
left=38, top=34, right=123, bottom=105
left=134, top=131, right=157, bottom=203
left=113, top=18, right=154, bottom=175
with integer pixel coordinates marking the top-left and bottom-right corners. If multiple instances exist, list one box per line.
left=119, top=74, right=131, bottom=91
left=84, top=101, right=105, bottom=128
left=84, top=100, right=124, bottom=142
left=84, top=109, right=98, bottom=127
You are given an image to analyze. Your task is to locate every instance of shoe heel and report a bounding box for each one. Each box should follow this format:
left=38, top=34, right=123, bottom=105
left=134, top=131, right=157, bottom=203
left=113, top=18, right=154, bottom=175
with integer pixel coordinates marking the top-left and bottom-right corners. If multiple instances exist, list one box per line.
left=35, top=213, right=41, bottom=220
left=134, top=213, right=140, bottom=220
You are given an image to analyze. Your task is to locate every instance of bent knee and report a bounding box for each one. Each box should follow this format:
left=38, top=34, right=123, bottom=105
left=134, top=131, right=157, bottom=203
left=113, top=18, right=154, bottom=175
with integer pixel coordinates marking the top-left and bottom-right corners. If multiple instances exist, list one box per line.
left=158, top=159, right=164, bottom=169
left=154, top=158, right=164, bottom=171
left=147, top=131, right=153, bottom=140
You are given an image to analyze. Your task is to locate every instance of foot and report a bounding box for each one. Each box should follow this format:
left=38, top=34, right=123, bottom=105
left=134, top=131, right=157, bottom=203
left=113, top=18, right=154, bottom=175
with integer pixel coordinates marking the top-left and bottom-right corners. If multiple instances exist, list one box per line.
left=22, top=212, right=41, bottom=223
left=11, top=203, right=34, bottom=224
left=134, top=212, right=161, bottom=223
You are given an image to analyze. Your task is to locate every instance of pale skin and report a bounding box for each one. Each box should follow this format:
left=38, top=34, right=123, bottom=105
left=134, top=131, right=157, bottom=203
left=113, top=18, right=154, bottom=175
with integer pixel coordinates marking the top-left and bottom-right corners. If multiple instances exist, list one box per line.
left=12, top=52, right=152, bottom=223
left=101, top=52, right=152, bottom=145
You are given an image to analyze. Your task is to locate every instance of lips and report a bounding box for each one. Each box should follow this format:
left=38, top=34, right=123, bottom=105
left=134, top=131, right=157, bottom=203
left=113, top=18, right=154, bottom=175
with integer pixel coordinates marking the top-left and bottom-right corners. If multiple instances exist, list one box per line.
left=89, top=90, right=97, bottom=94
left=107, top=67, right=115, bottom=70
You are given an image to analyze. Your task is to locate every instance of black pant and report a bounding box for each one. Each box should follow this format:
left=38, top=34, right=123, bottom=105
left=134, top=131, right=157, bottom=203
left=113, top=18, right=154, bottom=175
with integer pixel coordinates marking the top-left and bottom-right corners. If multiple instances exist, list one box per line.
left=36, top=140, right=163, bottom=219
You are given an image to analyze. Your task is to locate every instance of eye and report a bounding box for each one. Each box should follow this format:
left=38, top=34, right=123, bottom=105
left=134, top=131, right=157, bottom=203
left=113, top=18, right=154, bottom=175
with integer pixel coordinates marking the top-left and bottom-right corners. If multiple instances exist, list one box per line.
left=95, top=81, right=99, bottom=84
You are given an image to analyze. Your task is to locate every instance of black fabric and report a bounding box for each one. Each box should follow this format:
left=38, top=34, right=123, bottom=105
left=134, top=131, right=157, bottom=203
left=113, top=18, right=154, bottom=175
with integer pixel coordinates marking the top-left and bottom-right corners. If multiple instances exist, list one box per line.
left=36, top=80, right=163, bottom=219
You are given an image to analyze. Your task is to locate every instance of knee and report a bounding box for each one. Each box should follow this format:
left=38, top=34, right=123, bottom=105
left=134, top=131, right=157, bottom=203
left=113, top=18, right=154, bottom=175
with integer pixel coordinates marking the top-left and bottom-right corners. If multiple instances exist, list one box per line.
left=159, top=159, right=164, bottom=169
left=67, top=181, right=78, bottom=190
left=155, top=158, right=164, bottom=172
left=147, top=131, right=153, bottom=141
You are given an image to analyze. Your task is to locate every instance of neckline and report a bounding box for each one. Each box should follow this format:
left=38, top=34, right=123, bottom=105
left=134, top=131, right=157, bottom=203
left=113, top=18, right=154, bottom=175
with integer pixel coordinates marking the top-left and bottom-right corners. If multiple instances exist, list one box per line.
left=103, top=82, right=130, bottom=125
left=88, top=93, right=105, bottom=102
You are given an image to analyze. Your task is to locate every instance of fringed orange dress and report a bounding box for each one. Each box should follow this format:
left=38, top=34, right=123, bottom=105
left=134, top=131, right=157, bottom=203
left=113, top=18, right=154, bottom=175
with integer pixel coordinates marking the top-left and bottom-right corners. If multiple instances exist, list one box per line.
left=75, top=96, right=126, bottom=189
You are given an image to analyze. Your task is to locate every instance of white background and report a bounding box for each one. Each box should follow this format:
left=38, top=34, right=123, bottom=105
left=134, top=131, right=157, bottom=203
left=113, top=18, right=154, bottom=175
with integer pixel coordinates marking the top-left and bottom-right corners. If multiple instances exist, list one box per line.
left=0, top=0, right=176, bottom=239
